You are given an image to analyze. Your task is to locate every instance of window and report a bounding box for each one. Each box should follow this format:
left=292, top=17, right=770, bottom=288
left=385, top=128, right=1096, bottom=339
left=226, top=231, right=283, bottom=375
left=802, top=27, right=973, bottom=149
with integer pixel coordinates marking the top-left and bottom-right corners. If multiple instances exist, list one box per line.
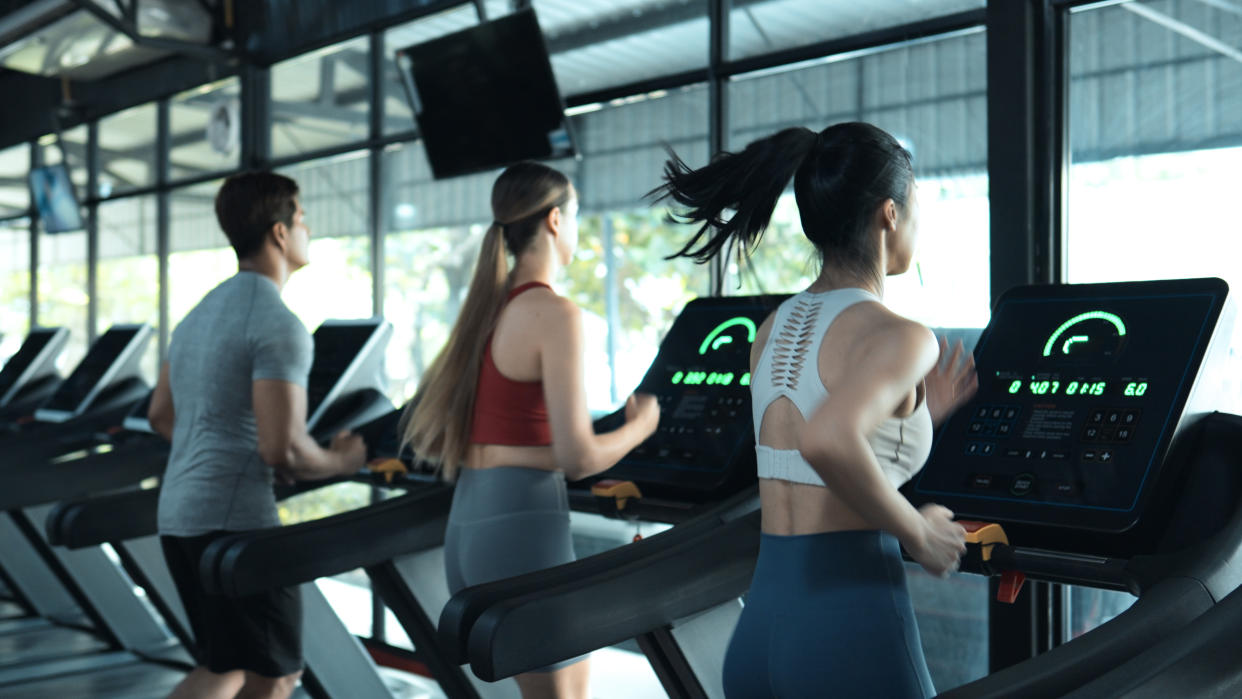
left=278, top=152, right=374, bottom=332
left=726, top=30, right=990, bottom=330
left=97, top=196, right=159, bottom=381
left=271, top=37, right=371, bottom=158
left=98, top=104, right=157, bottom=196
left=0, top=219, right=30, bottom=360
left=1063, top=0, right=1242, bottom=630
left=538, top=0, right=708, bottom=96
left=570, top=85, right=710, bottom=402
left=170, top=77, right=242, bottom=181
left=37, top=229, right=89, bottom=369
left=168, top=181, right=237, bottom=334
left=0, top=144, right=29, bottom=216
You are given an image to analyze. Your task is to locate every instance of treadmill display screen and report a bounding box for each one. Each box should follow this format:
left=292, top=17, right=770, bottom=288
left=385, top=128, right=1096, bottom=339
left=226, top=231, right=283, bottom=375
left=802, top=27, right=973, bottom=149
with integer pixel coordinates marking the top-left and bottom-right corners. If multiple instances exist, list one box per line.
left=0, top=329, right=57, bottom=399
left=306, top=323, right=378, bottom=416
left=41, top=328, right=140, bottom=414
left=912, top=278, right=1228, bottom=532
left=597, top=295, right=786, bottom=496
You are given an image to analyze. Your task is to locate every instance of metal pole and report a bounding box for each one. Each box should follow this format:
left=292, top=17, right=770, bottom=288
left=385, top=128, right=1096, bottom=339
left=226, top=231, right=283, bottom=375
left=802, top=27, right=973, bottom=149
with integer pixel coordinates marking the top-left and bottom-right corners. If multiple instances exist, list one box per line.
left=157, top=100, right=171, bottom=364
left=707, top=0, right=730, bottom=296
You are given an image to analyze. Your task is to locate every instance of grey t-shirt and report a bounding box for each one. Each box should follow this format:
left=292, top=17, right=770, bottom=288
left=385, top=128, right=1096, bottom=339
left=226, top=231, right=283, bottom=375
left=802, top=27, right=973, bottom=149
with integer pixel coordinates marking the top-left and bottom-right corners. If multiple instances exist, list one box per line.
left=157, top=271, right=313, bottom=536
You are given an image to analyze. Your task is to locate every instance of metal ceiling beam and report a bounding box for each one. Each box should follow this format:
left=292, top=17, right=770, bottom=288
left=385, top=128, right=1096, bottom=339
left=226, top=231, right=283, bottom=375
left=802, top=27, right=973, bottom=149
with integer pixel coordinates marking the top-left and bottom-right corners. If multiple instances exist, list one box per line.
left=68, top=0, right=232, bottom=62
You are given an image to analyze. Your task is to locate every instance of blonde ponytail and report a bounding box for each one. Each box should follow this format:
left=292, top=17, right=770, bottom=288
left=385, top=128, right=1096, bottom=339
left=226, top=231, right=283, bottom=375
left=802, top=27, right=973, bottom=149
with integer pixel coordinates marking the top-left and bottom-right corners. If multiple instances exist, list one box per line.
left=401, top=224, right=508, bottom=481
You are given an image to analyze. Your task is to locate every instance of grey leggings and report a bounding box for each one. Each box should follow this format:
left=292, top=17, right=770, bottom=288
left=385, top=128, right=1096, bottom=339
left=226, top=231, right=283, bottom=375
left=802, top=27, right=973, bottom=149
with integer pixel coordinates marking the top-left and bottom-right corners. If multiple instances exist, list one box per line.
left=444, top=466, right=582, bottom=672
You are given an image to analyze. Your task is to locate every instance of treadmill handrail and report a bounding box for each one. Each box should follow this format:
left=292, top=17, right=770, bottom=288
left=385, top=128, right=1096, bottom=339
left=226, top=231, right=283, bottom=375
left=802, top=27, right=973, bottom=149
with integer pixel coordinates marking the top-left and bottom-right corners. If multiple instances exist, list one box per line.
left=464, top=508, right=760, bottom=681
left=0, top=439, right=168, bottom=511
left=200, top=484, right=454, bottom=597
left=437, top=487, right=760, bottom=679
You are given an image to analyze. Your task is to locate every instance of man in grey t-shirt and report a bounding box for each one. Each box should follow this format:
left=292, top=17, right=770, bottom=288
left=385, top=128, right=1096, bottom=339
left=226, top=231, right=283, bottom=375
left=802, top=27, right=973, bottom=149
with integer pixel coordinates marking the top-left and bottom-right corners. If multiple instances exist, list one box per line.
left=147, top=172, right=366, bottom=699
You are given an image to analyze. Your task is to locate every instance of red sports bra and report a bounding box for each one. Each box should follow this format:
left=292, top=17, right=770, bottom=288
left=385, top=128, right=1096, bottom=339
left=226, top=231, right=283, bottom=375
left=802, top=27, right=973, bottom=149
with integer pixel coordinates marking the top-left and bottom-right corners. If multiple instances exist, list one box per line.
left=469, top=281, right=553, bottom=446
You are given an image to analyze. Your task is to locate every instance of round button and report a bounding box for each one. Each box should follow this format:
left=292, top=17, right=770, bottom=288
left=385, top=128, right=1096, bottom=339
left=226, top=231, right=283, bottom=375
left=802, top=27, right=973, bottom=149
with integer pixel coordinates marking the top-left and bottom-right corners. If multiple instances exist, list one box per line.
left=1010, top=473, right=1036, bottom=496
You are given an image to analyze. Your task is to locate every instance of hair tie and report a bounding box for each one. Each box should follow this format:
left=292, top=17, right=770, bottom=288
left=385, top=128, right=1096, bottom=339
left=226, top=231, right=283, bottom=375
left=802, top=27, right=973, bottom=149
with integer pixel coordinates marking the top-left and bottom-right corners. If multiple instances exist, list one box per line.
left=491, top=221, right=505, bottom=229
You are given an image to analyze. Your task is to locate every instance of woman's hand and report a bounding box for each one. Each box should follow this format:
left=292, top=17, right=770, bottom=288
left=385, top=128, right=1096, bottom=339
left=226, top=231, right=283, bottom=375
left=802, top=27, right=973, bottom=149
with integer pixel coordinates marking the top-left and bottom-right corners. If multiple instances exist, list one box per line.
left=907, top=504, right=967, bottom=577
left=925, top=336, right=978, bottom=427
left=625, top=393, right=661, bottom=437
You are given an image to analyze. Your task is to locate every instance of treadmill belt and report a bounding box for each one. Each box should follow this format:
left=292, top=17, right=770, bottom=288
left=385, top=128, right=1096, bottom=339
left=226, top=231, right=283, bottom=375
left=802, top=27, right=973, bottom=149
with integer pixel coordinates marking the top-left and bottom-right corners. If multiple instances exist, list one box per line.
left=0, top=626, right=109, bottom=668
left=2, top=663, right=186, bottom=699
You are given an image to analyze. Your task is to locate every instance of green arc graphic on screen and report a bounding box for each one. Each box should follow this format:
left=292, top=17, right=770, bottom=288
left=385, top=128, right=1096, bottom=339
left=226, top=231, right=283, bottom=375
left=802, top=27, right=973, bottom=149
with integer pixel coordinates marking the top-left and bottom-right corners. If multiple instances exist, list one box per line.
left=1043, top=311, right=1126, bottom=357
left=700, top=317, right=758, bottom=355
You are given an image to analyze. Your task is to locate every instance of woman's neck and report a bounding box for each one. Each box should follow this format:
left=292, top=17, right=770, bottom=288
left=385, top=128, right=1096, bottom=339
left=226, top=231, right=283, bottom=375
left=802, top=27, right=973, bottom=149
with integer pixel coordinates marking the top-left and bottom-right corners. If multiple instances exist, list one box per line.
left=806, top=263, right=884, bottom=298
left=510, top=243, right=559, bottom=288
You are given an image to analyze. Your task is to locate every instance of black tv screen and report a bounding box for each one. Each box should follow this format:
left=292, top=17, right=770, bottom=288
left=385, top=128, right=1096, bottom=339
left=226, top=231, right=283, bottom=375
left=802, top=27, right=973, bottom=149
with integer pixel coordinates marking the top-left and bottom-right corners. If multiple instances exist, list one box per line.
left=396, top=8, right=575, bottom=179
left=29, top=163, right=84, bottom=234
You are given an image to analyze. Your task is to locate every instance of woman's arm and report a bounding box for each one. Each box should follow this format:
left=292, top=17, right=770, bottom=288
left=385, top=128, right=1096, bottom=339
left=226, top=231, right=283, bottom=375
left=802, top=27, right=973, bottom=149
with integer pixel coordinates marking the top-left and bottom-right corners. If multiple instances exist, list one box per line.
left=539, top=298, right=659, bottom=481
left=798, top=319, right=965, bottom=575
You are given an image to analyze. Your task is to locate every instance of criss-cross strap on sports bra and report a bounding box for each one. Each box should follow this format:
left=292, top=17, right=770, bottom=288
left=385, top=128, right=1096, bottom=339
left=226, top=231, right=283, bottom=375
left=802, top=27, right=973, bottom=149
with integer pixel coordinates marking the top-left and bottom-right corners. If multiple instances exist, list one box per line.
left=469, top=282, right=554, bottom=446
left=751, top=288, right=933, bottom=489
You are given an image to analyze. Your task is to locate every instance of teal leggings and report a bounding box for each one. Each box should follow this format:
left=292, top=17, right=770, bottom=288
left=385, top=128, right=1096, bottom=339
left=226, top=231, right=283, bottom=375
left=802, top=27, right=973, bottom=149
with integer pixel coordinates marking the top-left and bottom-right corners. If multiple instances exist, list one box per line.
left=723, top=530, right=935, bottom=698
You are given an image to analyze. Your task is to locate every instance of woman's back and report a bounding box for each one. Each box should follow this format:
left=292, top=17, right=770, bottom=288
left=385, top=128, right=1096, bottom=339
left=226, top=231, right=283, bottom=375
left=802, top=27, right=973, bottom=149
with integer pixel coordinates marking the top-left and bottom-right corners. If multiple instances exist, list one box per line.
left=751, top=286, right=932, bottom=536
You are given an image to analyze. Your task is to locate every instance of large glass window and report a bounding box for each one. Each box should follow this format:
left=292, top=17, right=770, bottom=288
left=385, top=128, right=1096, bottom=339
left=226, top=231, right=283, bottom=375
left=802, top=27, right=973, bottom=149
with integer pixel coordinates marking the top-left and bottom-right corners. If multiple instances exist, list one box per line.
left=271, top=38, right=371, bottom=158
left=1063, top=0, right=1242, bottom=631
left=538, top=0, right=708, bottom=96
left=570, top=85, right=710, bottom=402
left=0, top=144, right=29, bottom=216
left=0, top=219, right=30, bottom=360
left=278, top=152, right=374, bottom=332
left=726, top=30, right=990, bottom=329
left=37, top=229, right=89, bottom=369
left=97, top=196, right=159, bottom=381
left=169, top=181, right=236, bottom=333
left=98, top=104, right=157, bottom=196
left=170, top=77, right=242, bottom=181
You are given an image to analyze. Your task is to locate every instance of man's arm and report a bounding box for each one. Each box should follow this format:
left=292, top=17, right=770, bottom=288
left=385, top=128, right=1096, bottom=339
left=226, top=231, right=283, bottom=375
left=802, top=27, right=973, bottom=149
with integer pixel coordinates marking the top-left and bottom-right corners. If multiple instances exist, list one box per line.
left=148, top=362, right=174, bottom=441
left=252, top=379, right=365, bottom=480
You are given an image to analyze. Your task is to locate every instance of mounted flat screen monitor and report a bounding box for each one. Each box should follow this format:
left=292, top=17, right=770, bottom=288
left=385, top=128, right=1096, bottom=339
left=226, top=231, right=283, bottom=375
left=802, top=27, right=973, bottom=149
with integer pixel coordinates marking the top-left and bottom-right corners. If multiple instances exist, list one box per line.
left=29, top=163, right=84, bottom=233
left=395, top=8, right=575, bottom=179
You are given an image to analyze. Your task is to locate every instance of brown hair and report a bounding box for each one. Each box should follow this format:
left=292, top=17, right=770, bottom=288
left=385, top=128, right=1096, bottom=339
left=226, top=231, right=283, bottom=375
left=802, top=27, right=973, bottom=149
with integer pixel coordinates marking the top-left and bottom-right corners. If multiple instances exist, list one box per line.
left=401, top=162, right=573, bottom=480
left=215, top=171, right=300, bottom=259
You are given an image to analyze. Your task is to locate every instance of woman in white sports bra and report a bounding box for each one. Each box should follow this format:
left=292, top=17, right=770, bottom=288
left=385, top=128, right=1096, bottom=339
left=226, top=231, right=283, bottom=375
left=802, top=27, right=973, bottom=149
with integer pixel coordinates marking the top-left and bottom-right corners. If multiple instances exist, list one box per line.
left=655, top=122, right=977, bottom=698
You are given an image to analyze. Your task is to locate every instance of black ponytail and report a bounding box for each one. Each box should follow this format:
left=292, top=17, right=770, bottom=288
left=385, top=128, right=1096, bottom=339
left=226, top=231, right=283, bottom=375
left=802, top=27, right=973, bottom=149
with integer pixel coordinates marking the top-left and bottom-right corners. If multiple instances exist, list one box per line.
left=654, top=122, right=914, bottom=279
left=651, top=127, right=818, bottom=264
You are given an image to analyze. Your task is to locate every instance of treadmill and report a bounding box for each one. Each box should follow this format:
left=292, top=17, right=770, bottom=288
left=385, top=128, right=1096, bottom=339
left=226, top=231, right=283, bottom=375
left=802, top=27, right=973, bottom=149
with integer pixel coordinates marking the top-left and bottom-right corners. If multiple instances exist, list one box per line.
left=438, top=278, right=1242, bottom=699
left=438, top=295, right=789, bottom=697
left=901, top=277, right=1242, bottom=697
left=17, top=318, right=398, bottom=698
left=0, top=327, right=70, bottom=425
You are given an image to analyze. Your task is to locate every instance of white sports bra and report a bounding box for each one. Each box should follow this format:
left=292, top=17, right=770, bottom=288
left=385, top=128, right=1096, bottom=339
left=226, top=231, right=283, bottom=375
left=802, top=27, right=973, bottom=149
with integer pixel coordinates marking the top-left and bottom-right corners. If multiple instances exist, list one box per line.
left=751, top=288, right=933, bottom=489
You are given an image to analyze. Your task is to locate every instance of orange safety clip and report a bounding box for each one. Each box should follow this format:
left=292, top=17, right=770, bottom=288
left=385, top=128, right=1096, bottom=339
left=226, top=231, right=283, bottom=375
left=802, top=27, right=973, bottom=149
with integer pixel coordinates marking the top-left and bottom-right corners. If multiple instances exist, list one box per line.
left=591, top=479, right=642, bottom=512
left=368, top=458, right=408, bottom=484
left=959, top=520, right=1025, bottom=603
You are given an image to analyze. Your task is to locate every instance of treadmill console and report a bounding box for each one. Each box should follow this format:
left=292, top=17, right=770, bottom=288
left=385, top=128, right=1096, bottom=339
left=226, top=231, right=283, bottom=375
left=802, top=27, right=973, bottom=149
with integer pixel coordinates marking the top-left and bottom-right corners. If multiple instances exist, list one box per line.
left=0, top=327, right=68, bottom=407
left=34, top=324, right=153, bottom=423
left=911, top=278, right=1232, bottom=532
left=305, top=319, right=393, bottom=431
left=594, top=295, right=787, bottom=499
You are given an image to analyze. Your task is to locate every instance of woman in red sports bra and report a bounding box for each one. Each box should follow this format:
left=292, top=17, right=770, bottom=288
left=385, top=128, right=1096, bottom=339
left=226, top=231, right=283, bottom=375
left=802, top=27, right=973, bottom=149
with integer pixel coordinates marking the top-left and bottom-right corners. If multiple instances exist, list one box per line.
left=402, top=161, right=660, bottom=699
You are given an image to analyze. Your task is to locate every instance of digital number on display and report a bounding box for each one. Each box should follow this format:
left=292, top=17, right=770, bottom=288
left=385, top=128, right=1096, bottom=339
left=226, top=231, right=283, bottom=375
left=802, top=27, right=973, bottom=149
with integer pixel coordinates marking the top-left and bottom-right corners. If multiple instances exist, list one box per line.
left=670, top=371, right=752, bottom=387
left=1004, top=378, right=1149, bottom=397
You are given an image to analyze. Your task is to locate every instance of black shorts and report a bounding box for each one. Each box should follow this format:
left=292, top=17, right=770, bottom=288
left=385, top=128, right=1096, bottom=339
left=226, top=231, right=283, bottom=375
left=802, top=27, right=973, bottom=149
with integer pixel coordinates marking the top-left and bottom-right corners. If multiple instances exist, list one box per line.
left=161, top=532, right=303, bottom=677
